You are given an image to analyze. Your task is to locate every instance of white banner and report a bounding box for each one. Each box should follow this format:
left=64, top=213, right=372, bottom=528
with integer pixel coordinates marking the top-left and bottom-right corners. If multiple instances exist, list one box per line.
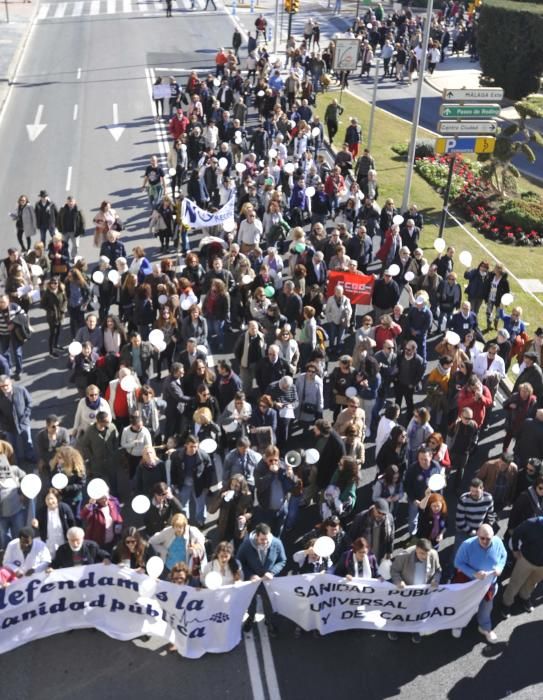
left=182, top=195, right=235, bottom=229
left=0, top=565, right=259, bottom=659
left=265, top=575, right=490, bottom=635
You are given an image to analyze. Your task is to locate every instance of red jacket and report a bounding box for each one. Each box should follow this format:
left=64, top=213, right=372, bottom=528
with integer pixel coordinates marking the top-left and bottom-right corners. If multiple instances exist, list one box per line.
left=456, top=385, right=493, bottom=428
left=80, top=497, right=123, bottom=546
left=169, top=113, right=189, bottom=140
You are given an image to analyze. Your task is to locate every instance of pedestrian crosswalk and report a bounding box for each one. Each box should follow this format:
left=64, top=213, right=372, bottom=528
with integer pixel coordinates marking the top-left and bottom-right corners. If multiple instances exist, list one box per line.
left=36, top=0, right=224, bottom=20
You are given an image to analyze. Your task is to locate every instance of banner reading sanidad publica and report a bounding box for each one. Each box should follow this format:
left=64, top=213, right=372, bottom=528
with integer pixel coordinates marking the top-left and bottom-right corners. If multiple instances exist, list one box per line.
left=0, top=565, right=259, bottom=659
left=265, top=574, right=490, bottom=635
left=326, top=270, right=375, bottom=306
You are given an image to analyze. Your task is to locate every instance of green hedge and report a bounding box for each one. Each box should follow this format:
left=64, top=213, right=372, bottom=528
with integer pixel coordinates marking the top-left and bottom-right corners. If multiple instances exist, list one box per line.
left=499, top=196, right=543, bottom=234
left=391, top=140, right=435, bottom=159
left=478, top=1, right=543, bottom=99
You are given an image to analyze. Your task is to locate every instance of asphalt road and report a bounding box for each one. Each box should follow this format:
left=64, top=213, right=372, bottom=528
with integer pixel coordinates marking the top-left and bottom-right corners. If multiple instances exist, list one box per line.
left=0, top=6, right=542, bottom=700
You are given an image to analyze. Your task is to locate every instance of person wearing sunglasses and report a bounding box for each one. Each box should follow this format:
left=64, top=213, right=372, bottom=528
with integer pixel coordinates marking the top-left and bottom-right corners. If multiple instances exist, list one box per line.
left=452, top=524, right=507, bottom=644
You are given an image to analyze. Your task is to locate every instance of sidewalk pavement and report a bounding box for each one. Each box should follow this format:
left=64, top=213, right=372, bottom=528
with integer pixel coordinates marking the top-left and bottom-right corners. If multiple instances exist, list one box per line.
left=0, top=1, right=38, bottom=115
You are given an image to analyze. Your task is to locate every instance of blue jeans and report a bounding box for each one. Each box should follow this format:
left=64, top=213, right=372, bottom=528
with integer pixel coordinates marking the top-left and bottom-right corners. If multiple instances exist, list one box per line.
left=6, top=428, right=35, bottom=466
left=254, top=504, right=288, bottom=538
left=477, top=583, right=497, bottom=631
left=178, top=485, right=207, bottom=526
left=327, top=323, right=345, bottom=353
left=0, top=509, right=26, bottom=550
left=0, top=335, right=23, bottom=375
left=207, top=318, right=225, bottom=351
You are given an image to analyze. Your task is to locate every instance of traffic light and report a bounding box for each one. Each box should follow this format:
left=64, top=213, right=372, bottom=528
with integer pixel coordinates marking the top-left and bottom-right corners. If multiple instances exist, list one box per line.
left=291, top=0, right=299, bottom=12
left=284, top=0, right=291, bottom=11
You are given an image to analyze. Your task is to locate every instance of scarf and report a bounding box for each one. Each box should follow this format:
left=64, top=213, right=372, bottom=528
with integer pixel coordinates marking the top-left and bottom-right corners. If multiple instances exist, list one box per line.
left=241, top=331, right=263, bottom=368
left=85, top=396, right=101, bottom=411
left=353, top=553, right=373, bottom=579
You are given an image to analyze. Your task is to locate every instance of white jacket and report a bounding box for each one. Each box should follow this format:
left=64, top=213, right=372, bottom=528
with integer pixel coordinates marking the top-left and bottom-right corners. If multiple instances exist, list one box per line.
left=73, top=398, right=112, bottom=437
left=324, top=294, right=352, bottom=326
left=3, top=537, right=51, bottom=574
left=473, top=352, right=506, bottom=381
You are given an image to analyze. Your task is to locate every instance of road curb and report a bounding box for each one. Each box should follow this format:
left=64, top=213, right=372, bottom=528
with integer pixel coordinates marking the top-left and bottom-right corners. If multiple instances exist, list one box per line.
left=0, top=3, right=40, bottom=118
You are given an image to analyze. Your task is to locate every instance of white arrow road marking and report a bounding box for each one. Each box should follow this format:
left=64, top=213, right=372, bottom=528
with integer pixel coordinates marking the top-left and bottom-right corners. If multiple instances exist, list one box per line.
left=26, top=105, right=47, bottom=142
left=65, top=166, right=72, bottom=192
left=73, top=104, right=78, bottom=121
left=76, top=67, right=81, bottom=80
left=108, top=103, right=125, bottom=141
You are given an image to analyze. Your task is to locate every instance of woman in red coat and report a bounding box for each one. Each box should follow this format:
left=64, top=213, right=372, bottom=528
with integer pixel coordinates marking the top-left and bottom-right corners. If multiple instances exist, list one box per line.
left=80, top=490, right=123, bottom=551
left=456, top=376, right=493, bottom=430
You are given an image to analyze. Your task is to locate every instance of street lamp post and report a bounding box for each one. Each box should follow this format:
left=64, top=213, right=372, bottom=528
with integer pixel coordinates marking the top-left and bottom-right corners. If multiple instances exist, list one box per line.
left=366, top=57, right=380, bottom=152
left=273, top=0, right=280, bottom=54
left=401, top=0, right=434, bottom=212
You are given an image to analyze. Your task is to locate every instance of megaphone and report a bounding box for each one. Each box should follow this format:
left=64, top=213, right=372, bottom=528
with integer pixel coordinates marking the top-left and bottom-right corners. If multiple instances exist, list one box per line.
left=285, top=450, right=302, bottom=468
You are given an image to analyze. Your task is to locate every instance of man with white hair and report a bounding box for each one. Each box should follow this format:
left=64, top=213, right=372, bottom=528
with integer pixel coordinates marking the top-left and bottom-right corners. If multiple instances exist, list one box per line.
left=52, top=526, right=111, bottom=569
left=266, top=374, right=299, bottom=448
left=452, top=523, right=507, bottom=643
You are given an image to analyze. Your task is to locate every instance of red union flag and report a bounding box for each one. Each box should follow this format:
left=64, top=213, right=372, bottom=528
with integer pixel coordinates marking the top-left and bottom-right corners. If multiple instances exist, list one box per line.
left=326, top=270, right=375, bottom=305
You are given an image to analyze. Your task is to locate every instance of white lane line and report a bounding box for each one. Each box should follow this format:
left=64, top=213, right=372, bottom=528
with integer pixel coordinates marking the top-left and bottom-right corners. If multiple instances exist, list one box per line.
left=243, top=632, right=266, bottom=700
left=77, top=67, right=82, bottom=79
left=73, top=104, right=78, bottom=121
left=107, top=0, right=116, bottom=13
left=145, top=68, right=171, bottom=185
left=90, top=0, right=100, bottom=14
left=138, top=0, right=147, bottom=10
left=123, top=0, right=132, bottom=11
left=65, top=166, right=73, bottom=192
left=256, top=599, right=282, bottom=700
left=37, top=3, right=50, bottom=19
left=72, top=1, right=84, bottom=15
left=54, top=3, right=67, bottom=18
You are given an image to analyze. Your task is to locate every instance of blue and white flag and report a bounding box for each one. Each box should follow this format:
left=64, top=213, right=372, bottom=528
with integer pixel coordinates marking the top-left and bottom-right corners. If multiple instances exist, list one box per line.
left=182, top=194, right=235, bottom=229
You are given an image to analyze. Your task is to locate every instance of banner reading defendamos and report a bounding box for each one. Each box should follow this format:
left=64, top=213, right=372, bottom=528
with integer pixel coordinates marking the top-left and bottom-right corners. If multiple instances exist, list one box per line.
left=0, top=565, right=259, bottom=659
left=265, top=574, right=490, bottom=635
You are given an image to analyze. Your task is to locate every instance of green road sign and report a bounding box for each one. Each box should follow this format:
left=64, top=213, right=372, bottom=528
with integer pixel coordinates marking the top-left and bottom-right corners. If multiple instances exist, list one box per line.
left=439, top=103, right=501, bottom=119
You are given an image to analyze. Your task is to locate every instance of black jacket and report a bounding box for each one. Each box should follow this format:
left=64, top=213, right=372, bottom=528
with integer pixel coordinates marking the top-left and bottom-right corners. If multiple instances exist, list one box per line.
left=52, top=540, right=110, bottom=568
left=170, top=447, right=213, bottom=496
left=36, top=502, right=76, bottom=542
left=316, top=429, right=346, bottom=490
left=255, top=357, right=291, bottom=393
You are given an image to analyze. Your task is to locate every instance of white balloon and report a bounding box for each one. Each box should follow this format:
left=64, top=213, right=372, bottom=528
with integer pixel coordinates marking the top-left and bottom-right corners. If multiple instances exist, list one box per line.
left=200, top=438, right=218, bottom=454
left=68, top=340, right=82, bottom=356
left=51, top=472, right=68, bottom=490
left=304, top=448, right=320, bottom=465
left=511, top=363, right=520, bottom=375
left=421, top=263, right=430, bottom=275
left=311, top=126, right=321, bottom=138
left=154, top=340, right=167, bottom=353
left=284, top=163, right=295, bottom=174
left=236, top=163, right=247, bottom=173
left=168, top=167, right=177, bottom=177
left=404, top=271, right=415, bottom=282
left=31, top=264, right=44, bottom=277
left=459, top=250, right=472, bottom=267
left=196, top=344, right=208, bottom=355
left=146, top=556, right=165, bottom=579
left=120, top=374, right=138, bottom=392
left=131, top=494, right=151, bottom=515
left=313, top=536, right=335, bottom=558
left=345, top=386, right=358, bottom=398
left=235, top=135, right=242, bottom=145
left=257, top=90, right=265, bottom=97
left=388, top=263, right=400, bottom=277
left=181, top=298, right=193, bottom=311
left=213, top=78, right=221, bottom=87
left=223, top=219, right=236, bottom=233
left=92, top=270, right=104, bottom=284
left=393, top=214, right=404, bottom=226
left=223, top=421, right=238, bottom=433
left=20, top=473, right=42, bottom=499
left=259, top=159, right=265, bottom=167
left=204, top=571, right=223, bottom=590
left=87, top=478, right=109, bottom=500
left=218, top=157, right=228, bottom=170
left=149, top=329, right=165, bottom=346
left=305, top=186, right=316, bottom=198
left=107, top=269, right=120, bottom=285
left=433, top=238, right=446, bottom=253
left=268, top=148, right=277, bottom=159
left=241, top=274, right=253, bottom=285
left=501, top=293, right=514, bottom=306
left=158, top=294, right=168, bottom=306
left=428, top=473, right=446, bottom=492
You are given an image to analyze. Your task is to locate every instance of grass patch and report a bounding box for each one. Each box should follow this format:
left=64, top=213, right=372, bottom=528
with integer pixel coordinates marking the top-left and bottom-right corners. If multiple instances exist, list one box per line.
left=314, top=89, right=543, bottom=330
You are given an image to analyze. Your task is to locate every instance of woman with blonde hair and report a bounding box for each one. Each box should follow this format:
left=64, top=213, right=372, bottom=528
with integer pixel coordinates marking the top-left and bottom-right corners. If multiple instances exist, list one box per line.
left=49, top=445, right=86, bottom=520
left=149, top=512, right=207, bottom=577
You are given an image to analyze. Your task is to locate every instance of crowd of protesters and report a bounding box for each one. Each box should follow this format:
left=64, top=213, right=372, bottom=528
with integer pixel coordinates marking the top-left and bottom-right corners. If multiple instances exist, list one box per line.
left=0, top=0, right=542, bottom=646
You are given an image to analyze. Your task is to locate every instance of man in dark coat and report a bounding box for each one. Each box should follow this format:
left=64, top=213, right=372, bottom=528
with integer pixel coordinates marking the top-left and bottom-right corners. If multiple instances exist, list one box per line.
left=52, top=527, right=111, bottom=568
left=311, top=418, right=346, bottom=492
left=514, top=410, right=543, bottom=468
left=255, top=345, right=291, bottom=393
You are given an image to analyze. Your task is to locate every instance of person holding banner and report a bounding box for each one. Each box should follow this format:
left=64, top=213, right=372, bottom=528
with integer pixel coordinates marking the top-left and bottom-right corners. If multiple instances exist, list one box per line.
left=238, top=522, right=286, bottom=637
left=389, top=538, right=442, bottom=643
left=453, top=524, right=507, bottom=644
